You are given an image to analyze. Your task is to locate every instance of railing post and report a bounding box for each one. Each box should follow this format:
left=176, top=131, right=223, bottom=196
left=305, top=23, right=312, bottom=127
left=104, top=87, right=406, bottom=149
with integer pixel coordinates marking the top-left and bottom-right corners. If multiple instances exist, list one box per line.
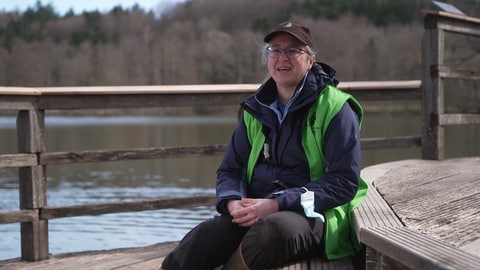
left=421, top=14, right=445, bottom=160
left=16, top=109, right=49, bottom=261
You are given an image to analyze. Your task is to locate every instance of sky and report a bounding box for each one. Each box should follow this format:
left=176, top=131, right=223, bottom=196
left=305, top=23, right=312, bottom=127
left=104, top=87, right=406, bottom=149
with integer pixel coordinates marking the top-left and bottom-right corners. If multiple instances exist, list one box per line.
left=0, top=0, right=186, bottom=16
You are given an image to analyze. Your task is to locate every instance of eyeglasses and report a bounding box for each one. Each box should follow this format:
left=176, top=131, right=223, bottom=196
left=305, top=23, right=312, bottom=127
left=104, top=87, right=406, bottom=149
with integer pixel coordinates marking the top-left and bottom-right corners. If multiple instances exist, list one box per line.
left=266, top=46, right=306, bottom=58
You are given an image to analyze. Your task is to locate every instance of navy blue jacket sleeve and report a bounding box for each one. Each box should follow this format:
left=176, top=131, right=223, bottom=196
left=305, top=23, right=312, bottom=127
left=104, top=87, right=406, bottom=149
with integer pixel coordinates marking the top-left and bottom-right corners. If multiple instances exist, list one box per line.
left=274, top=102, right=361, bottom=213
left=215, top=113, right=251, bottom=214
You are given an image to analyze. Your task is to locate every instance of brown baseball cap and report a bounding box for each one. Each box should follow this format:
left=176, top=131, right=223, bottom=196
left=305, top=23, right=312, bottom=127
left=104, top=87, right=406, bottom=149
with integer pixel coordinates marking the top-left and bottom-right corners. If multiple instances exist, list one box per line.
left=264, top=20, right=314, bottom=47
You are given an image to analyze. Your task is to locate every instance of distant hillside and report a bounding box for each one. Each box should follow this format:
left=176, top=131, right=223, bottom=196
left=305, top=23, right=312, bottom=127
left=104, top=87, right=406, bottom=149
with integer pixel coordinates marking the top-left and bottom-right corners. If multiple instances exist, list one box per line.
left=0, top=0, right=478, bottom=86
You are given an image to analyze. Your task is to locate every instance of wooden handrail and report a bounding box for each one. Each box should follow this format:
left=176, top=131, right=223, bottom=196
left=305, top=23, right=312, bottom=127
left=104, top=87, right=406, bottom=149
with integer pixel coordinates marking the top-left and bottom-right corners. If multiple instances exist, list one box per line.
left=422, top=9, right=480, bottom=25
left=0, top=81, right=421, bottom=96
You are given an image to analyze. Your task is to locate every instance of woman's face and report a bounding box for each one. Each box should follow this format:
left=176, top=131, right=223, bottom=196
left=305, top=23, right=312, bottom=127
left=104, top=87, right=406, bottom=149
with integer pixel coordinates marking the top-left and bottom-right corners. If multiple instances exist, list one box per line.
left=267, top=33, right=315, bottom=91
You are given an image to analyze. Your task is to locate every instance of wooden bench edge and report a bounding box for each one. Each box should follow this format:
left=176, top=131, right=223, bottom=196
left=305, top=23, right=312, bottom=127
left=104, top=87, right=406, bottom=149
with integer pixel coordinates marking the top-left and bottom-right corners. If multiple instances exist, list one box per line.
left=353, top=180, right=404, bottom=241
left=361, top=226, right=480, bottom=270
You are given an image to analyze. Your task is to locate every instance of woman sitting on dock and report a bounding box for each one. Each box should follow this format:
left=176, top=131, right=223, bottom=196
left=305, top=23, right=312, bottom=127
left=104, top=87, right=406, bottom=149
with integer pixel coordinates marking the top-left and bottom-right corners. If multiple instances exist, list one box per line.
left=161, top=20, right=367, bottom=270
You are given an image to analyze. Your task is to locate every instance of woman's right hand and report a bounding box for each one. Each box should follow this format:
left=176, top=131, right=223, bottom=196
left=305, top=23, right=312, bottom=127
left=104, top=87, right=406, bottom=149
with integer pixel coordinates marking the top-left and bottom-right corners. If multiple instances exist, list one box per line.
left=227, top=198, right=279, bottom=227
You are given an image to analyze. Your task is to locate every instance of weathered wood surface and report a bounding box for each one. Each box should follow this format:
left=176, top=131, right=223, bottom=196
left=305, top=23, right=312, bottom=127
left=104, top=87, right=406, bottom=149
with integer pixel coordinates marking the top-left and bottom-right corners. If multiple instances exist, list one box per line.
left=438, top=113, right=480, bottom=125
left=356, top=158, right=480, bottom=270
left=0, top=242, right=176, bottom=270
left=421, top=8, right=480, bottom=161
left=0, top=210, right=38, bottom=224
left=17, top=110, right=49, bottom=261
left=39, top=144, right=228, bottom=165
left=362, top=226, right=480, bottom=270
left=352, top=175, right=404, bottom=239
left=41, top=196, right=217, bottom=220
left=0, top=153, right=37, bottom=168
left=366, top=157, right=480, bottom=257
left=0, top=197, right=217, bottom=225
left=0, top=242, right=355, bottom=270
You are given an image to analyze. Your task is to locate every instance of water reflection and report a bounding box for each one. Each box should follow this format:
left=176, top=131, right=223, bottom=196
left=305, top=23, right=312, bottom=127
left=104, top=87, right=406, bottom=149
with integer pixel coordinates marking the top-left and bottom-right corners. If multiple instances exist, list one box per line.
left=1, top=114, right=231, bottom=260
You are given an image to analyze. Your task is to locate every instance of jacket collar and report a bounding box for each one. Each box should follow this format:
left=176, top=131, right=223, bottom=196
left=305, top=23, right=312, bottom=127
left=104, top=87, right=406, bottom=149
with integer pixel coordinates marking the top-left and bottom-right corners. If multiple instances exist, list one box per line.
left=253, top=62, right=338, bottom=107
left=242, top=62, right=339, bottom=122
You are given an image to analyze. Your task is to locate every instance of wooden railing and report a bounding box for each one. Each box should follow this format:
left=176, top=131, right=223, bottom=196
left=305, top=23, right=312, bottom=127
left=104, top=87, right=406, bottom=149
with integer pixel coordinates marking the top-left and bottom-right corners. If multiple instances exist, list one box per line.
left=421, top=9, right=480, bottom=160
left=355, top=9, right=480, bottom=270
left=0, top=80, right=421, bottom=261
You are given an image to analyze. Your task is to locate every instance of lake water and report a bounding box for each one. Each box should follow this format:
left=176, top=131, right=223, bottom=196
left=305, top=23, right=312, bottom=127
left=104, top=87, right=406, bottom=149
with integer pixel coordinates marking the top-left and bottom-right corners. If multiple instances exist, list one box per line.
left=1, top=106, right=479, bottom=260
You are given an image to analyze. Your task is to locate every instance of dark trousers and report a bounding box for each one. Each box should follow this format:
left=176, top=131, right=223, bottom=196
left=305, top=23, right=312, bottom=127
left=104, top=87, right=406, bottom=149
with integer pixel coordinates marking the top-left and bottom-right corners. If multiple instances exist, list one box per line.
left=161, top=211, right=324, bottom=270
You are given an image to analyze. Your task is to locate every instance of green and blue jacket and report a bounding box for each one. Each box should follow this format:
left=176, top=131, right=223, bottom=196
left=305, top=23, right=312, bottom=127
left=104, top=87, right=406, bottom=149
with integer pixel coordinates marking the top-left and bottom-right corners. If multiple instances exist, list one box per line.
left=216, top=62, right=367, bottom=259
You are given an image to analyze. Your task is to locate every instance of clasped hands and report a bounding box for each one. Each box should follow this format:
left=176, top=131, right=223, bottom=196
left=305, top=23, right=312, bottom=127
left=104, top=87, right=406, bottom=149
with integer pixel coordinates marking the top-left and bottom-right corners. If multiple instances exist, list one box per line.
left=227, top=198, right=279, bottom=227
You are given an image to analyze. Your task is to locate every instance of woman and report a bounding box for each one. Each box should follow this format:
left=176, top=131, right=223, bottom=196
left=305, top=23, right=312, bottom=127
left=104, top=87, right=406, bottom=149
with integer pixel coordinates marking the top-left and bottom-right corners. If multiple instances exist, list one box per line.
left=161, top=20, right=367, bottom=270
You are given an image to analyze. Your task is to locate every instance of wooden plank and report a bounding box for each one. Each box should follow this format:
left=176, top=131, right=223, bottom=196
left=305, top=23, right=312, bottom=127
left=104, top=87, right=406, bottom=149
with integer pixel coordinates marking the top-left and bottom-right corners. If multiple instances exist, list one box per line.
left=36, top=81, right=420, bottom=95
left=16, top=110, right=49, bottom=261
left=421, top=26, right=445, bottom=160
left=39, top=145, right=227, bottom=165
left=360, top=136, right=421, bottom=150
left=0, top=242, right=177, bottom=270
left=353, top=182, right=404, bottom=240
left=0, top=96, right=38, bottom=110
left=346, top=89, right=420, bottom=102
left=18, top=166, right=49, bottom=261
left=36, top=90, right=419, bottom=110
left=0, top=82, right=423, bottom=97
left=422, top=9, right=480, bottom=25
left=0, top=210, right=39, bottom=224
left=37, top=93, right=250, bottom=110
left=0, top=154, right=37, bottom=168
left=17, top=154, right=46, bottom=209
left=55, top=245, right=166, bottom=270
left=0, top=241, right=353, bottom=270
left=423, top=9, right=480, bottom=36
left=361, top=226, right=480, bottom=270
left=0, top=82, right=422, bottom=110
left=436, top=65, right=480, bottom=80
left=38, top=137, right=420, bottom=167
left=339, top=80, right=421, bottom=90
left=340, top=81, right=421, bottom=102
left=16, top=110, right=46, bottom=154
left=0, top=87, right=41, bottom=95
left=40, top=196, right=216, bottom=220
left=367, top=158, right=480, bottom=253
left=438, top=113, right=480, bottom=125
left=0, top=81, right=423, bottom=110
left=354, top=165, right=405, bottom=241
left=38, top=84, right=260, bottom=95
left=20, top=221, right=49, bottom=262
left=436, top=21, right=480, bottom=36
left=116, top=258, right=163, bottom=270
left=39, top=137, right=421, bottom=167
left=358, top=158, right=480, bottom=269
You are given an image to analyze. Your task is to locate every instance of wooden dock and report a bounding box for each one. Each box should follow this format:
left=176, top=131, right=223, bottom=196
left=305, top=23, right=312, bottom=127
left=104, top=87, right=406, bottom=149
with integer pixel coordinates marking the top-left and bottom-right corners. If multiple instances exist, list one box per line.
left=366, top=157, right=480, bottom=256
left=357, top=157, right=480, bottom=270
left=1, top=157, right=479, bottom=270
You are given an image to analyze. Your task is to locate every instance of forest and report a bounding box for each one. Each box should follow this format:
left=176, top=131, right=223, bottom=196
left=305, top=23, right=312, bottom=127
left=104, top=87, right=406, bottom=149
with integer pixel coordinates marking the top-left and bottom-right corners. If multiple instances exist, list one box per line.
left=0, top=0, right=479, bottom=86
